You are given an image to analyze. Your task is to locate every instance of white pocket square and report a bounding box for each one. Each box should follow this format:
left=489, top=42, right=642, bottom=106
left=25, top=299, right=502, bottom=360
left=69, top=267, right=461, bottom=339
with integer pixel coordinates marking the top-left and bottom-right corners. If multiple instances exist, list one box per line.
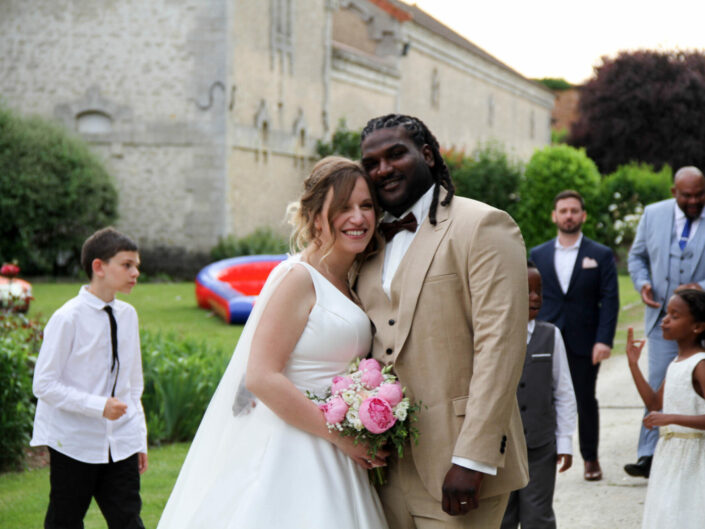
left=582, top=257, right=598, bottom=269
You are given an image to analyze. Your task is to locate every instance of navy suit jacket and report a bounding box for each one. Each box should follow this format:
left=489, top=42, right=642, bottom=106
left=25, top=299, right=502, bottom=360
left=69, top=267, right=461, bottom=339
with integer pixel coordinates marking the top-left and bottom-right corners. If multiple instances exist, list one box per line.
left=530, top=237, right=619, bottom=357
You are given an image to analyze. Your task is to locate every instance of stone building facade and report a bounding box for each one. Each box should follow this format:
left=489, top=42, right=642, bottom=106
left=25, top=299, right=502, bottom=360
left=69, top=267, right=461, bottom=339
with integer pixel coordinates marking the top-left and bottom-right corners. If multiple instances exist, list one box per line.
left=0, top=0, right=553, bottom=263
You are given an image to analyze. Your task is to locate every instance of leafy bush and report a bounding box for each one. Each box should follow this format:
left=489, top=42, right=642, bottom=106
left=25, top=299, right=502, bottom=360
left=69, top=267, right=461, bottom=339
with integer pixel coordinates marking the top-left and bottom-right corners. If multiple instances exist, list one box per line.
left=316, top=119, right=361, bottom=160
left=0, top=105, right=118, bottom=275
left=597, top=162, right=672, bottom=248
left=141, top=330, right=231, bottom=444
left=515, top=145, right=602, bottom=250
left=0, top=312, right=41, bottom=471
left=210, top=227, right=289, bottom=261
left=443, top=142, right=523, bottom=215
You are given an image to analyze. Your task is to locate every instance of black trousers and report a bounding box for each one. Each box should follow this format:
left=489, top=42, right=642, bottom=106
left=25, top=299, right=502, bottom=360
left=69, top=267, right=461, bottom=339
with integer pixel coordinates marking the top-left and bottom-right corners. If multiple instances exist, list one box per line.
left=45, top=448, right=145, bottom=529
left=501, top=441, right=557, bottom=529
left=566, top=352, right=601, bottom=461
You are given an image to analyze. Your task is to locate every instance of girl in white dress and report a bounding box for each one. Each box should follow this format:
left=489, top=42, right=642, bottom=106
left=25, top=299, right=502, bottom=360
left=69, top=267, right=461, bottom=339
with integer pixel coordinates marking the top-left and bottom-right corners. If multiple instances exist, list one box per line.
left=157, top=157, right=389, bottom=529
left=626, top=289, right=705, bottom=529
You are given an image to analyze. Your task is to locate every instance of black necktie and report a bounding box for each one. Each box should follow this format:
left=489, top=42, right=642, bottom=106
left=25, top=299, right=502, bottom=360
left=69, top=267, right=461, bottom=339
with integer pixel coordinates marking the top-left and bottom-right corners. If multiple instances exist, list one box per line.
left=103, top=306, right=120, bottom=397
left=379, top=212, right=418, bottom=242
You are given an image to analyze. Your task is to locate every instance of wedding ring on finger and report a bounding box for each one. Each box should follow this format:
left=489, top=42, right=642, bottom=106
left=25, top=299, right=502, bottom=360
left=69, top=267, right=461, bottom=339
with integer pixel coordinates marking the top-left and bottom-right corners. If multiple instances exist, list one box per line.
left=460, top=501, right=468, bottom=505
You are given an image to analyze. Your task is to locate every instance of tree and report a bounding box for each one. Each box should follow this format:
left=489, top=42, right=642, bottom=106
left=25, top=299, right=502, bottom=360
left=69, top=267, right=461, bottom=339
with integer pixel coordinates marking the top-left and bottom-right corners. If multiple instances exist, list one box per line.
left=569, top=50, right=705, bottom=173
left=0, top=106, right=118, bottom=274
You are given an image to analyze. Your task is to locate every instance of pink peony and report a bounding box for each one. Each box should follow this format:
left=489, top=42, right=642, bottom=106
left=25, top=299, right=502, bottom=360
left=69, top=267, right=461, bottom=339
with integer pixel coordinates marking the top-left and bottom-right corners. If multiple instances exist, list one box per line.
left=358, top=358, right=381, bottom=373
left=360, top=368, right=384, bottom=389
left=319, top=396, right=348, bottom=424
left=331, top=376, right=353, bottom=395
left=376, top=382, right=403, bottom=407
left=359, top=397, right=396, bottom=433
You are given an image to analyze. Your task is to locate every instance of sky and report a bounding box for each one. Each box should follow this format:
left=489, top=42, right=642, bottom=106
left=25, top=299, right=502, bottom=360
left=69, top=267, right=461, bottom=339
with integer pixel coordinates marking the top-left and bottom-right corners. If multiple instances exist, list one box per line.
left=411, top=0, right=705, bottom=84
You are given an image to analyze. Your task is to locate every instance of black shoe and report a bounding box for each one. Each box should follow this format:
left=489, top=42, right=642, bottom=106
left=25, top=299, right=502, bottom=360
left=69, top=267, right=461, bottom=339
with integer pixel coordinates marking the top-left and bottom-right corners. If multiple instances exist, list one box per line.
left=624, top=456, right=652, bottom=478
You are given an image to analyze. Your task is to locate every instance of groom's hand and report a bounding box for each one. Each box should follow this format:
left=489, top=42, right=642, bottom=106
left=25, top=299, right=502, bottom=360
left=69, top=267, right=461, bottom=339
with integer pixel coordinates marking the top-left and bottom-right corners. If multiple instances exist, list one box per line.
left=441, top=464, right=483, bottom=516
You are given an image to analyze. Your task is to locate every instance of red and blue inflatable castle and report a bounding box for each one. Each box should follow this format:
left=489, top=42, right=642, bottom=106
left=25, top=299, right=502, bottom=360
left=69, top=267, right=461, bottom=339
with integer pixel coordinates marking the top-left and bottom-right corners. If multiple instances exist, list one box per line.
left=195, top=254, right=287, bottom=324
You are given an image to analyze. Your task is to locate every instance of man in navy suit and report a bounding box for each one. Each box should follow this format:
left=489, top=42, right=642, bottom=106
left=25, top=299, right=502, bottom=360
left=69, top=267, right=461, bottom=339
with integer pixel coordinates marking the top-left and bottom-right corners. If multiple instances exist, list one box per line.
left=529, top=190, right=619, bottom=482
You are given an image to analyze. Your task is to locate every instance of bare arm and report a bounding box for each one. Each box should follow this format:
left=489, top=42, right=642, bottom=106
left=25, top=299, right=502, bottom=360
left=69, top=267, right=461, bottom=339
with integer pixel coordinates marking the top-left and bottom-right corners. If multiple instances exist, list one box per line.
left=626, top=327, right=663, bottom=411
left=245, top=265, right=383, bottom=468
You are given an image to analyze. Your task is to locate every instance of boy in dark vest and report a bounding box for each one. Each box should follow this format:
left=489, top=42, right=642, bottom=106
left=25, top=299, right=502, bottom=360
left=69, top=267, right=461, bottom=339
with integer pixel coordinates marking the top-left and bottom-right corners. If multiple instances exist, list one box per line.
left=501, top=261, right=578, bottom=529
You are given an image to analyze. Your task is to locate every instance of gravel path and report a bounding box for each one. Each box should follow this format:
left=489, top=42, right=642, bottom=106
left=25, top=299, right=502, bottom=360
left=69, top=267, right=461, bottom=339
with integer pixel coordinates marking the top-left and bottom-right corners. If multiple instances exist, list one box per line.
left=553, top=350, right=650, bottom=528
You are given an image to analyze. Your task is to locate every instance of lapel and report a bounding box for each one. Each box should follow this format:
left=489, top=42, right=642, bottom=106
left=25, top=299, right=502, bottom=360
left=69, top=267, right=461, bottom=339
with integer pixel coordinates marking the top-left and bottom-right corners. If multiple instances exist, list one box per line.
left=566, top=237, right=589, bottom=294
left=688, top=214, right=705, bottom=271
left=541, top=241, right=562, bottom=296
left=389, top=201, right=452, bottom=357
left=657, top=200, right=675, bottom=264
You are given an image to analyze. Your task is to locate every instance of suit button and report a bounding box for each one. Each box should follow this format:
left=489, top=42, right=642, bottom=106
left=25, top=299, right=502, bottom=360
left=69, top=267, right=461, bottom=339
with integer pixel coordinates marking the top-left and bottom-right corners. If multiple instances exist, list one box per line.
left=386, top=348, right=393, bottom=355
left=519, top=382, right=526, bottom=388
left=388, top=319, right=395, bottom=326
left=521, top=406, right=527, bottom=411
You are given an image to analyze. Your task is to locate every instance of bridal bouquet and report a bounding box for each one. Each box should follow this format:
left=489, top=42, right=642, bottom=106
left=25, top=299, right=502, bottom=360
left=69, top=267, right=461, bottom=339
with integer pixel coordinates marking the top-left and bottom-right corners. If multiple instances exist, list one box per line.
left=309, top=357, right=420, bottom=483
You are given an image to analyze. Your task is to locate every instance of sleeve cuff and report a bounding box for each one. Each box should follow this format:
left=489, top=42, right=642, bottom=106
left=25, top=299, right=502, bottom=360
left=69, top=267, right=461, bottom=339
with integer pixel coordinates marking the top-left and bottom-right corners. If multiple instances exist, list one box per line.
left=556, top=436, right=573, bottom=455
left=86, top=395, right=109, bottom=418
left=451, top=456, right=497, bottom=476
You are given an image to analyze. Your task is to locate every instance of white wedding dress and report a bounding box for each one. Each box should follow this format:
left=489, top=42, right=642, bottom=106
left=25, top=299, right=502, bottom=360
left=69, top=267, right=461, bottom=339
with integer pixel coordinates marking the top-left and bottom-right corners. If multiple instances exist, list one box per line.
left=157, top=256, right=388, bottom=529
left=641, top=352, right=705, bottom=529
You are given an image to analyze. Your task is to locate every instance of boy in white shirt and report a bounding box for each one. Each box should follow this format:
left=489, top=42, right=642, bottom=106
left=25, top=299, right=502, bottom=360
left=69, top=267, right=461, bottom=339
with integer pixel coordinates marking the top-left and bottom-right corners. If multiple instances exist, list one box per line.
left=501, top=261, right=578, bottom=529
left=31, top=227, right=147, bottom=529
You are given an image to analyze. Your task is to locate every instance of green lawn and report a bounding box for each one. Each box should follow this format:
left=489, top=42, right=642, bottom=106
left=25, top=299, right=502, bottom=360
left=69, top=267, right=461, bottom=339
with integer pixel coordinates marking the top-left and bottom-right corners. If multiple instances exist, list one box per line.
left=0, top=443, right=190, bottom=529
left=1, top=275, right=645, bottom=528
left=28, top=281, right=243, bottom=354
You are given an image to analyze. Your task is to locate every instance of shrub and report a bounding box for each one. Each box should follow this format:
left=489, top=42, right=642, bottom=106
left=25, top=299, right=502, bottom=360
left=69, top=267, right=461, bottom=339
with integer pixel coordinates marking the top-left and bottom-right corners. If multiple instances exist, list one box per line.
left=141, top=330, right=231, bottom=444
left=316, top=119, right=361, bottom=160
left=444, top=142, right=522, bottom=215
left=515, top=145, right=601, bottom=250
left=210, top=227, right=289, bottom=261
left=0, top=105, right=118, bottom=275
left=0, top=312, right=41, bottom=471
left=597, top=162, right=672, bottom=248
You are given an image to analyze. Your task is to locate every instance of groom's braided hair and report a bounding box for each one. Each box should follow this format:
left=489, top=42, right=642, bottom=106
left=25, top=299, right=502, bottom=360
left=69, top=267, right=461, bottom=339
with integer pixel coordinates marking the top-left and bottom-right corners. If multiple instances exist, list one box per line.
left=361, top=114, right=455, bottom=226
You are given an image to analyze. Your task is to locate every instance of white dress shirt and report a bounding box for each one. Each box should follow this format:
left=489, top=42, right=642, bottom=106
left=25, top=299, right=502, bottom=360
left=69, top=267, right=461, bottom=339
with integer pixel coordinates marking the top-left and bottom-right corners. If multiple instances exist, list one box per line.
left=381, top=187, right=497, bottom=475
left=527, top=320, right=577, bottom=455
left=553, top=233, right=583, bottom=293
left=674, top=202, right=704, bottom=246
left=31, top=286, right=147, bottom=463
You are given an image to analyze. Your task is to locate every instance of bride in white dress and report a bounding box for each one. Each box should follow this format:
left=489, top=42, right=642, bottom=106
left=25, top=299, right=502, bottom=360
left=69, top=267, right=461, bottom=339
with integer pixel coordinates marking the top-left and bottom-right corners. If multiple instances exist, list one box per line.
left=157, top=157, right=389, bottom=529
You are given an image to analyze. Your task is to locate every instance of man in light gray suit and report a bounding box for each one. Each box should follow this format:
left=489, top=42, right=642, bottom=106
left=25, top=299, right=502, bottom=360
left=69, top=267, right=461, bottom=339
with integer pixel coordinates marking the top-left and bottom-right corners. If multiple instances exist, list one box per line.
left=625, top=166, right=705, bottom=477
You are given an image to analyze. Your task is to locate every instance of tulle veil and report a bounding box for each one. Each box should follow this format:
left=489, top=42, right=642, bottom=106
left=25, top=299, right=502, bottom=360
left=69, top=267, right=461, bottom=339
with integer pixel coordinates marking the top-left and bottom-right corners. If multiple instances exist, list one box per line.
left=157, top=257, right=298, bottom=528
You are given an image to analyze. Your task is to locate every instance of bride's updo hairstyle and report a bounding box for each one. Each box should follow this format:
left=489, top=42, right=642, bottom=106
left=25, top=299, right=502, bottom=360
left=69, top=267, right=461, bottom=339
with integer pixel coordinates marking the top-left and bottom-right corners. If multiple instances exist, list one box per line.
left=288, top=156, right=381, bottom=259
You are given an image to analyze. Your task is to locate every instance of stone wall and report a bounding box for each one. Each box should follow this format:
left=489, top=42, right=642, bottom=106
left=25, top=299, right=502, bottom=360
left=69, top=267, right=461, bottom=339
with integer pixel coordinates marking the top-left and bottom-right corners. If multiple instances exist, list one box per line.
left=0, top=0, right=228, bottom=254
left=1, top=0, right=553, bottom=263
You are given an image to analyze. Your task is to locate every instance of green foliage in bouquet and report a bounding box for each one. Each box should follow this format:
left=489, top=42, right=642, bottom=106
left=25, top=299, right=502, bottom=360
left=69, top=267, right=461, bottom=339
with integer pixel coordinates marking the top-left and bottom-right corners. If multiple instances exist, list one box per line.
left=141, top=330, right=230, bottom=444
left=0, top=312, right=42, bottom=471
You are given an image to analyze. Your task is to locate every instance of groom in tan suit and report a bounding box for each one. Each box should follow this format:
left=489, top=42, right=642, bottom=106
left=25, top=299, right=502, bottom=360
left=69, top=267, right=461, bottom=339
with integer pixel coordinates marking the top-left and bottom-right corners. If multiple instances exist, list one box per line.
left=356, top=115, right=529, bottom=528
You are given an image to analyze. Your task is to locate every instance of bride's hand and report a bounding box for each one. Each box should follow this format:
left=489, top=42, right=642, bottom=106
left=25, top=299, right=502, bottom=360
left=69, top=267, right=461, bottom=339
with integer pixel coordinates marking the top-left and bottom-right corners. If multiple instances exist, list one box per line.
left=333, top=436, right=389, bottom=470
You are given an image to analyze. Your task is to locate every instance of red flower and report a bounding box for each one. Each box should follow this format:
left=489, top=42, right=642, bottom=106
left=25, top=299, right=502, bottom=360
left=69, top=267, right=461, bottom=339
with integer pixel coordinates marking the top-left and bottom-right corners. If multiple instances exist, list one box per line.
left=0, top=263, right=20, bottom=278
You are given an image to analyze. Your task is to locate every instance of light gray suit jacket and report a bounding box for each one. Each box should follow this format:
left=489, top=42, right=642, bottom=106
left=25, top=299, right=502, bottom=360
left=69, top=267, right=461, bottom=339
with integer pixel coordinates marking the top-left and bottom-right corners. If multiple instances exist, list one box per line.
left=628, top=198, right=705, bottom=334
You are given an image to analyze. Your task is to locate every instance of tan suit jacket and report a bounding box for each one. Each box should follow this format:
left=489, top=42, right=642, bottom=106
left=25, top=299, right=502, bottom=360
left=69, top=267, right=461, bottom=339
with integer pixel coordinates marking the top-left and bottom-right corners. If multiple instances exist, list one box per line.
left=356, top=195, right=529, bottom=501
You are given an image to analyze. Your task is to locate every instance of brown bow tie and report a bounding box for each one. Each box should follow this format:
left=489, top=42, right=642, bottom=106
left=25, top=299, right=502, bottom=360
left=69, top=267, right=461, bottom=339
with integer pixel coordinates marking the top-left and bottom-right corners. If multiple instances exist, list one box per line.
left=379, top=213, right=418, bottom=241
